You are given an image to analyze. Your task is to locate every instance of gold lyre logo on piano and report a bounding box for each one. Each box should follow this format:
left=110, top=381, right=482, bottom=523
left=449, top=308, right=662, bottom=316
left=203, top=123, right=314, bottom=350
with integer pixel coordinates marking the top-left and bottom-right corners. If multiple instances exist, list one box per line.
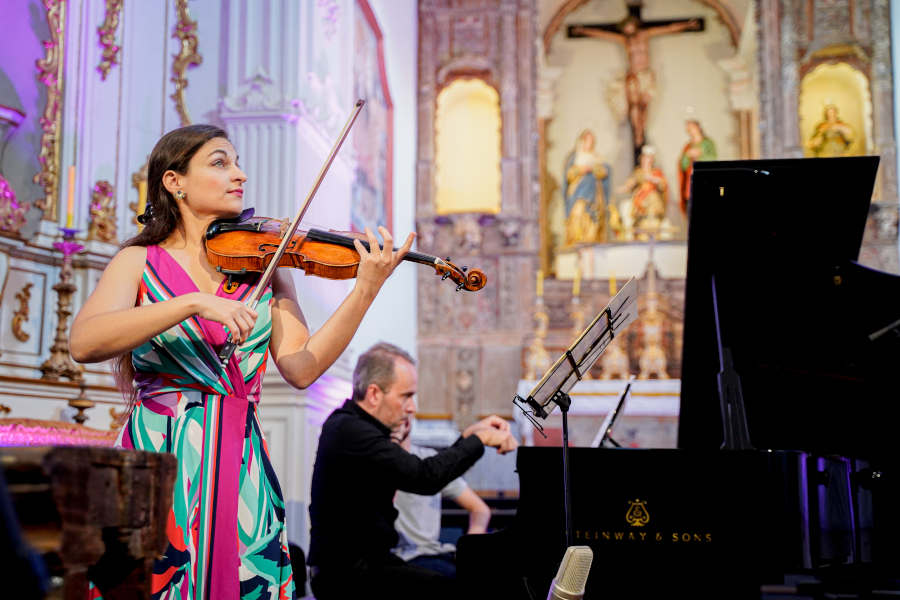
left=625, top=499, right=650, bottom=527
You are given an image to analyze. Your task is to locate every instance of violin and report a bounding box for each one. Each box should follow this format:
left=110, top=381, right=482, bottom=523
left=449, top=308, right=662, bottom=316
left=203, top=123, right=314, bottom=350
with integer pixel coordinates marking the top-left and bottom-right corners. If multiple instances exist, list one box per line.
left=205, top=215, right=486, bottom=293
left=211, top=99, right=486, bottom=366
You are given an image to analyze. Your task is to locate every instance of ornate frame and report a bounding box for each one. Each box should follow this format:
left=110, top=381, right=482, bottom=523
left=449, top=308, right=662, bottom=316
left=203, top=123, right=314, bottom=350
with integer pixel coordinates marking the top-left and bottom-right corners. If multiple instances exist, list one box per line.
left=33, top=0, right=67, bottom=221
left=171, top=0, right=202, bottom=126
left=97, top=0, right=124, bottom=80
left=353, top=0, right=394, bottom=233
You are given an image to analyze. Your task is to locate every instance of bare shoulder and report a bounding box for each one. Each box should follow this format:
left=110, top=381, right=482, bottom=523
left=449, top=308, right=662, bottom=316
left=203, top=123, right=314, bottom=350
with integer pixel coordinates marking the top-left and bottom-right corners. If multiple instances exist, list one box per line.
left=104, top=245, right=148, bottom=281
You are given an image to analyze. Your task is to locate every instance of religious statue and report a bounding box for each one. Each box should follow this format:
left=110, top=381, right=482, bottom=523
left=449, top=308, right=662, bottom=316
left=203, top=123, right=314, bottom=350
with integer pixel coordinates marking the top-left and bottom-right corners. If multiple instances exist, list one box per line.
left=617, top=146, right=668, bottom=240
left=563, top=130, right=610, bottom=246
left=570, top=10, right=702, bottom=154
left=678, top=119, right=716, bottom=214
left=807, top=104, right=855, bottom=158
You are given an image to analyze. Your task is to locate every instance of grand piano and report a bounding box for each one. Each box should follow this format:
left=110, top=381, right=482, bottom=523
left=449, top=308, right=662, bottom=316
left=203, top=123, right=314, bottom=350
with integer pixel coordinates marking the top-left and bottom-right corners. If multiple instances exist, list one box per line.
left=457, top=157, right=900, bottom=598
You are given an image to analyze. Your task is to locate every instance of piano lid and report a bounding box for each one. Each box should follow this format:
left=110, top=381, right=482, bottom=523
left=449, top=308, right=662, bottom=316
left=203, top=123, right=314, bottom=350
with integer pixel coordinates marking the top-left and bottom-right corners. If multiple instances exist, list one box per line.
left=678, top=157, right=900, bottom=458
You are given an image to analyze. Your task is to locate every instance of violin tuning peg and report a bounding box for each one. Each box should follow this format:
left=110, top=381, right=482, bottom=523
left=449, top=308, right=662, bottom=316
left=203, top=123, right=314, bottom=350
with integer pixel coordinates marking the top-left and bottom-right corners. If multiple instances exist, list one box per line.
left=456, top=282, right=465, bottom=292
left=446, top=257, right=451, bottom=262
left=462, top=266, right=468, bottom=272
left=442, top=272, right=450, bottom=281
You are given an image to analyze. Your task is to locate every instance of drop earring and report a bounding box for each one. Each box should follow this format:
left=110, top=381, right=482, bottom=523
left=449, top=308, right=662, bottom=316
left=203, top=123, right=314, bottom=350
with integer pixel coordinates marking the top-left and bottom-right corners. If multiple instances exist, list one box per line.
left=173, top=190, right=186, bottom=200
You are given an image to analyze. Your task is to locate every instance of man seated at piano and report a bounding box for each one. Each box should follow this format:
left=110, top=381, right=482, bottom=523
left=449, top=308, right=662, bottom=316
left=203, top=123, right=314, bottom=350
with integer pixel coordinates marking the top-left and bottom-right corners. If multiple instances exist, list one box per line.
left=390, top=417, right=492, bottom=579
left=307, top=342, right=517, bottom=600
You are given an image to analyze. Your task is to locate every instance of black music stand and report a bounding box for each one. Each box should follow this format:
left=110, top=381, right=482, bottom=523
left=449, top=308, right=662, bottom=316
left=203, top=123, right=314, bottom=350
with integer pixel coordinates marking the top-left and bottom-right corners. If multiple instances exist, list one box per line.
left=514, top=277, right=640, bottom=547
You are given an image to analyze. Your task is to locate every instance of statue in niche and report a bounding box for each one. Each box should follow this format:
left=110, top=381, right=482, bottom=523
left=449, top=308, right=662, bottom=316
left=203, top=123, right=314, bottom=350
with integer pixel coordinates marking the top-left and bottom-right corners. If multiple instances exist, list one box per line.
left=678, top=119, right=716, bottom=214
left=617, top=146, right=668, bottom=240
left=807, top=104, right=855, bottom=157
left=563, top=130, right=610, bottom=246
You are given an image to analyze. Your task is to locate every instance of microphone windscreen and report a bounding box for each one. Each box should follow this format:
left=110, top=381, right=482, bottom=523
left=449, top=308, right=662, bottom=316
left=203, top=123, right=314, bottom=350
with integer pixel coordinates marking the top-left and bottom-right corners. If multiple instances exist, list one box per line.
left=555, top=546, right=593, bottom=594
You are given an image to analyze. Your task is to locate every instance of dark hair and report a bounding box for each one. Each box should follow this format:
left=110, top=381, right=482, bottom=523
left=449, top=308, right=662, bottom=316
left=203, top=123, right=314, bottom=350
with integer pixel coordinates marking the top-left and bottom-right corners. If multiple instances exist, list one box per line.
left=352, top=343, right=416, bottom=402
left=113, top=124, right=230, bottom=417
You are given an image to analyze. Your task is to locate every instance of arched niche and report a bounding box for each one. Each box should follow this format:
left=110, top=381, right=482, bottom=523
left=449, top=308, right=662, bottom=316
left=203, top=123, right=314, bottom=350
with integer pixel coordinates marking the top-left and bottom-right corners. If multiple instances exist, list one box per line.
left=799, top=62, right=873, bottom=158
left=434, top=78, right=502, bottom=215
left=537, top=0, right=746, bottom=273
left=542, top=0, right=742, bottom=52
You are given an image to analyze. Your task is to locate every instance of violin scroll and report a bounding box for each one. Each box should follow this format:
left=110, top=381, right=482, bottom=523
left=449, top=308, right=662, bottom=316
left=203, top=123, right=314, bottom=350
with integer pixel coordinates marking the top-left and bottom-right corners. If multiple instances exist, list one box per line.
left=434, top=260, right=487, bottom=292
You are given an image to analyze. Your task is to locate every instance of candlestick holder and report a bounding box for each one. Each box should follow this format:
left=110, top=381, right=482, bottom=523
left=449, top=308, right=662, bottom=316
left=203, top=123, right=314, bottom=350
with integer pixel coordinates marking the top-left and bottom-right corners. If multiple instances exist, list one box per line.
left=566, top=294, right=591, bottom=379
left=524, top=296, right=552, bottom=380
left=68, top=383, right=94, bottom=425
left=39, top=227, right=85, bottom=383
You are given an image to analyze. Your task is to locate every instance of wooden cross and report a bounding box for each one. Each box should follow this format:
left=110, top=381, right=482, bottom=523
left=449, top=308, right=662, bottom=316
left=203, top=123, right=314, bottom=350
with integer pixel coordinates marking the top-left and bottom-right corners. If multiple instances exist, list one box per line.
left=568, top=2, right=705, bottom=164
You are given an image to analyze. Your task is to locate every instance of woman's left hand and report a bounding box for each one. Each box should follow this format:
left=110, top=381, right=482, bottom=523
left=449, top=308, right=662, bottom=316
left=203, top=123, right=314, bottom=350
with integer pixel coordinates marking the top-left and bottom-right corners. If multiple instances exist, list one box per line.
left=353, top=226, right=416, bottom=297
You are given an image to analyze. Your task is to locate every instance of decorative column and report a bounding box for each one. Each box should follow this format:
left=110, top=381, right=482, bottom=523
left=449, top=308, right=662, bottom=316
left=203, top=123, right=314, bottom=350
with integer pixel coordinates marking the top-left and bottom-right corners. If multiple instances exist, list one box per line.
left=417, top=0, right=539, bottom=426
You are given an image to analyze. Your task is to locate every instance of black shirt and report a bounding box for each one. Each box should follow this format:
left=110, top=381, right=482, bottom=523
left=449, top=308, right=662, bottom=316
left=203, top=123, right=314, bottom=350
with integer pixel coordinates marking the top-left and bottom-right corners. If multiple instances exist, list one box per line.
left=307, top=399, right=485, bottom=569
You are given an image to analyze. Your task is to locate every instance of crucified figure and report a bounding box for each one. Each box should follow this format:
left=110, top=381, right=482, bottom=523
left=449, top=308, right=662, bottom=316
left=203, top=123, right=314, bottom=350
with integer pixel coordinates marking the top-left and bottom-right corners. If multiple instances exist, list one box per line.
left=570, top=13, right=702, bottom=152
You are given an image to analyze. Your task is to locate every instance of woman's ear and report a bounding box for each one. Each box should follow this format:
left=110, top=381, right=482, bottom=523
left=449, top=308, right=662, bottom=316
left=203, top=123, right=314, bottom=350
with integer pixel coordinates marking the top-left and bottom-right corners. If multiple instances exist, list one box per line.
left=162, top=170, right=181, bottom=196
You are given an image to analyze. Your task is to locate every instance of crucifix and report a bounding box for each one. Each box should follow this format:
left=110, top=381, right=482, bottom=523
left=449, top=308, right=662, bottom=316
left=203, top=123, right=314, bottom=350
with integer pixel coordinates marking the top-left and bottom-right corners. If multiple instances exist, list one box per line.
left=568, top=2, right=704, bottom=164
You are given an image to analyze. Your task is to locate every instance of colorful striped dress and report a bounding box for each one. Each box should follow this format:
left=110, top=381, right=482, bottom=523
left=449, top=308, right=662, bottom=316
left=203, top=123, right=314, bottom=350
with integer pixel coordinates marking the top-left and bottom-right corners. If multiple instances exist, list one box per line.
left=114, top=245, right=295, bottom=600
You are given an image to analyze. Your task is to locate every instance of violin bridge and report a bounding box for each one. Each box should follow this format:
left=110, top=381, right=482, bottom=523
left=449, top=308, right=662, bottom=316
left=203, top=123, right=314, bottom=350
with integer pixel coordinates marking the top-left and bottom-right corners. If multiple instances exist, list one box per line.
left=279, top=217, right=291, bottom=239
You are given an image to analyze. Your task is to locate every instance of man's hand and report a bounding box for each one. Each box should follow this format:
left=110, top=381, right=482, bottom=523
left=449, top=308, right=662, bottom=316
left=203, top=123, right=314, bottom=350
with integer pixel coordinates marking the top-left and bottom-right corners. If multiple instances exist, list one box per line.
left=474, top=428, right=518, bottom=454
left=464, top=415, right=517, bottom=453
left=462, top=415, right=510, bottom=438
left=463, top=415, right=518, bottom=455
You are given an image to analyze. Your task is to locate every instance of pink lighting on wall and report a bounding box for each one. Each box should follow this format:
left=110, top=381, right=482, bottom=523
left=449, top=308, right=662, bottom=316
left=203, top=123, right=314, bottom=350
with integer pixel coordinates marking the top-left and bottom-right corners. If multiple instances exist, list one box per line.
left=0, top=418, right=117, bottom=447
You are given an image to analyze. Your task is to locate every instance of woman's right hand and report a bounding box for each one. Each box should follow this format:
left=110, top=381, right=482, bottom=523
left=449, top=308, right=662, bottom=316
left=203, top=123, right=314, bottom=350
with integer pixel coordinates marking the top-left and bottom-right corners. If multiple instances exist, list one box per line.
left=190, top=293, right=259, bottom=344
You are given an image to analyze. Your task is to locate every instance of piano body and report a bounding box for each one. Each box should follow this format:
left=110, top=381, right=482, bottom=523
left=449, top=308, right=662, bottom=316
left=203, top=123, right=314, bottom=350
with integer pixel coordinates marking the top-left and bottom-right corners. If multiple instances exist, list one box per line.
left=457, top=157, right=900, bottom=598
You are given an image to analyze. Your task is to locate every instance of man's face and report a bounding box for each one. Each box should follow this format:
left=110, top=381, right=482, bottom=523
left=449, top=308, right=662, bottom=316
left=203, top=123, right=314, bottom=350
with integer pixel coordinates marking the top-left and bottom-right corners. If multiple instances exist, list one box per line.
left=372, top=359, right=418, bottom=432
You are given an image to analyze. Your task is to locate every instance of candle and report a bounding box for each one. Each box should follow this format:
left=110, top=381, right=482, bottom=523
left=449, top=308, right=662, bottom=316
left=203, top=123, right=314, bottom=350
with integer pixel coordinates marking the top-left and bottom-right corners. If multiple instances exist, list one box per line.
left=573, top=265, right=581, bottom=297
left=536, top=269, right=544, bottom=297
left=137, top=180, right=148, bottom=229
left=609, top=270, right=617, bottom=296
left=66, top=165, right=75, bottom=228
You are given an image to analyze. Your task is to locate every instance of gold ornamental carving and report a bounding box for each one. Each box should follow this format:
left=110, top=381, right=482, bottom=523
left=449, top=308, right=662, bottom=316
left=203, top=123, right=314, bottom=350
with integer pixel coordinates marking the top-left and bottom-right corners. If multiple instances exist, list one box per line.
left=171, top=0, right=202, bottom=126
left=87, top=180, right=118, bottom=243
left=12, top=282, right=34, bottom=343
left=97, top=0, right=124, bottom=80
left=33, top=0, right=67, bottom=221
left=109, top=406, right=125, bottom=431
left=130, top=158, right=149, bottom=227
left=0, top=176, right=28, bottom=238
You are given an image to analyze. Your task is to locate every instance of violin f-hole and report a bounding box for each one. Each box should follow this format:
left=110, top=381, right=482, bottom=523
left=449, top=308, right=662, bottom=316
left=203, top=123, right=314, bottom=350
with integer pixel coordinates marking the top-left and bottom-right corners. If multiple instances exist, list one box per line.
left=258, top=240, right=297, bottom=252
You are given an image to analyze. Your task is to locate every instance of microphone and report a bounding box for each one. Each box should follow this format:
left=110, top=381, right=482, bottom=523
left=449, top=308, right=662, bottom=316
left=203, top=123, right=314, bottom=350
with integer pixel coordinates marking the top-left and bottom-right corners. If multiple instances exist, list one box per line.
left=546, top=546, right=593, bottom=600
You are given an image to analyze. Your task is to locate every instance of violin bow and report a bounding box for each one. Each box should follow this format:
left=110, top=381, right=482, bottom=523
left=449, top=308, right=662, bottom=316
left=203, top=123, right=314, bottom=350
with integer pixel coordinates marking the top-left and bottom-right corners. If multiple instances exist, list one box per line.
left=217, top=99, right=366, bottom=366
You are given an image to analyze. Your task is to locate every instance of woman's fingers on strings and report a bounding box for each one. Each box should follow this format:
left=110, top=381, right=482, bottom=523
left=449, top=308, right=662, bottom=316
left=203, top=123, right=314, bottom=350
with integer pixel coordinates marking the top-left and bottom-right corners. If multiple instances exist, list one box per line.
left=363, top=227, right=380, bottom=259
left=395, top=232, right=416, bottom=261
left=377, top=226, right=393, bottom=260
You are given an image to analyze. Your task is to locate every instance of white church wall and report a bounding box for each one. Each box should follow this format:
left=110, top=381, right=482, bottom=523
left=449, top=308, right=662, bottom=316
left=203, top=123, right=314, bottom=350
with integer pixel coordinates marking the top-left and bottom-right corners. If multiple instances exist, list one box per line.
left=0, top=0, right=419, bottom=564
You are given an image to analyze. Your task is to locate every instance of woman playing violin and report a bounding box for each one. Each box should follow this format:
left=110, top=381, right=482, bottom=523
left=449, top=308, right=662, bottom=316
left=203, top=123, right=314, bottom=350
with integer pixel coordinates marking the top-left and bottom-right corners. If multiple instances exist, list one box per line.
left=70, top=124, right=414, bottom=600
